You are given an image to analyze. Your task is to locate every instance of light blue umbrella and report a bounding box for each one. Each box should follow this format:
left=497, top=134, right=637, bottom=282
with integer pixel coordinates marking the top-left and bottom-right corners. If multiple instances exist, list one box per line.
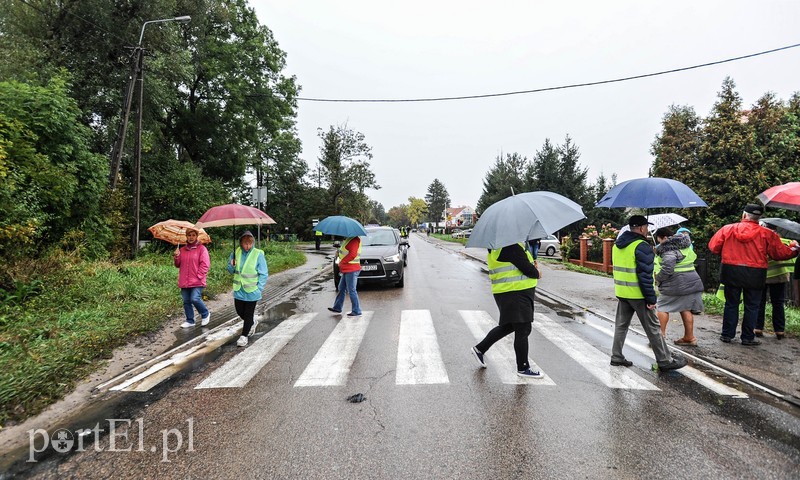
left=466, top=191, right=586, bottom=249
left=595, top=177, right=707, bottom=208
left=314, top=215, right=368, bottom=238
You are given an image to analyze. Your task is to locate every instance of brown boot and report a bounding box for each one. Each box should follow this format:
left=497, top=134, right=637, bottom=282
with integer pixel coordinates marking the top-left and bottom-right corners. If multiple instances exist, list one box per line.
left=776, top=332, right=785, bottom=340
left=754, top=329, right=764, bottom=337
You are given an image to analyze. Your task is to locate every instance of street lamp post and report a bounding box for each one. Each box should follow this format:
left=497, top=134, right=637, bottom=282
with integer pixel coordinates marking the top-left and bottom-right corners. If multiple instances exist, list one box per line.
left=118, top=15, right=191, bottom=254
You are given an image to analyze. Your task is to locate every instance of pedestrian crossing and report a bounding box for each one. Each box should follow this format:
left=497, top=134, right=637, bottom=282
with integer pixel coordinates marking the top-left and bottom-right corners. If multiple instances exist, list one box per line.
left=188, top=309, right=748, bottom=397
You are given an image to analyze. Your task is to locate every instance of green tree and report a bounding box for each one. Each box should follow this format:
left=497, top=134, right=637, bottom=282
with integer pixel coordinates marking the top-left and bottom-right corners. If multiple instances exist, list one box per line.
left=476, top=152, right=528, bottom=213
left=407, top=197, right=428, bottom=227
left=317, top=124, right=380, bottom=216
left=0, top=78, right=110, bottom=264
left=425, top=179, right=450, bottom=223
left=387, top=204, right=410, bottom=227
left=651, top=105, right=702, bottom=182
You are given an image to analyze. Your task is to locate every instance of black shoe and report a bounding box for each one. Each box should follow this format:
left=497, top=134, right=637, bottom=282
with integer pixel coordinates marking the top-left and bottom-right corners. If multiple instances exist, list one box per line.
left=327, top=307, right=342, bottom=314
left=719, top=336, right=733, bottom=343
left=658, top=356, right=687, bottom=371
left=741, top=338, right=761, bottom=346
left=610, top=359, right=633, bottom=367
left=754, top=329, right=764, bottom=337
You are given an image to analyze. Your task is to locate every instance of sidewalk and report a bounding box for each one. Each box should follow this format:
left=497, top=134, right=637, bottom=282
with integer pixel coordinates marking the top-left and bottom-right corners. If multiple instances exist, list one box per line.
left=421, top=233, right=800, bottom=405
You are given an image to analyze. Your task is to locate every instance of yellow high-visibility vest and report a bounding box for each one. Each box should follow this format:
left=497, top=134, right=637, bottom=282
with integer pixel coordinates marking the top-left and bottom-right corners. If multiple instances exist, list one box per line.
left=233, top=247, right=264, bottom=293
left=612, top=239, right=649, bottom=299
left=654, top=246, right=697, bottom=276
left=767, top=238, right=794, bottom=278
left=338, top=237, right=362, bottom=265
left=487, top=244, right=538, bottom=294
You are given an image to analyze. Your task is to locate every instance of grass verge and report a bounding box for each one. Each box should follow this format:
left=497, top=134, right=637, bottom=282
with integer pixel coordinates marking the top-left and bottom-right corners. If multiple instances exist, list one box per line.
left=702, top=293, right=799, bottom=336
left=0, top=241, right=305, bottom=427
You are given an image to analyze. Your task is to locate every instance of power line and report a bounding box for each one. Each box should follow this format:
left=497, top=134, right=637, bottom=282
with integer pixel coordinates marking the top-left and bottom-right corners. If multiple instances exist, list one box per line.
left=297, top=42, right=800, bottom=103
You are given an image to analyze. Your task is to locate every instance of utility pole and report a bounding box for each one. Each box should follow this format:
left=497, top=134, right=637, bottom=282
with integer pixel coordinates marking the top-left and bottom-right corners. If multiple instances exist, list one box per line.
left=131, top=48, right=145, bottom=254
left=108, top=48, right=141, bottom=189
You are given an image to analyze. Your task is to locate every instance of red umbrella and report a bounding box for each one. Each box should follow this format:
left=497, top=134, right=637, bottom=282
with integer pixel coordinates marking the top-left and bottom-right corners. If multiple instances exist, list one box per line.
left=194, top=204, right=276, bottom=228
left=758, top=182, right=800, bottom=212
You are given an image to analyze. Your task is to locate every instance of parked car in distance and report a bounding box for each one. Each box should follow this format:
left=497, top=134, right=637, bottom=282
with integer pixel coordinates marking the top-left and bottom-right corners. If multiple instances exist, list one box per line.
left=333, top=227, right=408, bottom=288
left=451, top=228, right=473, bottom=239
left=539, top=234, right=560, bottom=257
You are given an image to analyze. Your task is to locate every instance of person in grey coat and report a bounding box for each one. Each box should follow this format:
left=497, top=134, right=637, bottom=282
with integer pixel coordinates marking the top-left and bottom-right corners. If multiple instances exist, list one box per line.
left=654, top=227, right=704, bottom=346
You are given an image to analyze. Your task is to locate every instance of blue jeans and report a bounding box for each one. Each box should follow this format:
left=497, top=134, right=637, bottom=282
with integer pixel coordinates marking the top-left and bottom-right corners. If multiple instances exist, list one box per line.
left=333, top=271, right=361, bottom=315
left=722, top=285, right=763, bottom=341
left=181, top=287, right=209, bottom=324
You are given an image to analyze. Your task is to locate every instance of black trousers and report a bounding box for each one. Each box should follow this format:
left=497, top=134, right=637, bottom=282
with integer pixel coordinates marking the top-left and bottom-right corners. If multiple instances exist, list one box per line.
left=315, top=237, right=321, bottom=250
left=476, top=322, right=532, bottom=371
left=234, top=299, right=257, bottom=336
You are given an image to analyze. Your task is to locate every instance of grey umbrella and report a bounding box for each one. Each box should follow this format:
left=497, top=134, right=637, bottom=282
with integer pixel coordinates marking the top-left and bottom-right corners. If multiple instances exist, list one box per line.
left=466, top=191, right=586, bottom=249
left=760, top=217, right=800, bottom=241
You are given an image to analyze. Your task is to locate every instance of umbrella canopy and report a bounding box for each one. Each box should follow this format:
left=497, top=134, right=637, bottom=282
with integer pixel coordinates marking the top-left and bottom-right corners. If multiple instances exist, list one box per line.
left=148, top=219, right=211, bottom=245
left=617, top=213, right=688, bottom=236
left=193, top=204, right=276, bottom=228
left=466, top=191, right=586, bottom=249
left=596, top=177, right=707, bottom=208
left=760, top=217, right=800, bottom=241
left=758, top=182, right=800, bottom=212
left=314, top=215, right=368, bottom=238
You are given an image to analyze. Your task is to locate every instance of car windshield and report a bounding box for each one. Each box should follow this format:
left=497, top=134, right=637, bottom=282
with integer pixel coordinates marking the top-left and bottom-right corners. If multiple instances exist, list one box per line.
left=363, top=230, right=397, bottom=246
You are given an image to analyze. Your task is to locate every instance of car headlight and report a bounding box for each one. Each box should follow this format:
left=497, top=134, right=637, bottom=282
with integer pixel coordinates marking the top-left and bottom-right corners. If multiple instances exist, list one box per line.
left=384, top=254, right=400, bottom=263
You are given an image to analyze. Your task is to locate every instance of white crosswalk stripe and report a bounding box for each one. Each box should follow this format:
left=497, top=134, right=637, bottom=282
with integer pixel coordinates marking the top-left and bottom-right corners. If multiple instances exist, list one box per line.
left=294, top=312, right=373, bottom=387
left=195, top=313, right=317, bottom=389
left=396, top=310, right=449, bottom=385
left=459, top=310, right=555, bottom=385
left=179, top=308, right=749, bottom=398
left=532, top=313, right=658, bottom=390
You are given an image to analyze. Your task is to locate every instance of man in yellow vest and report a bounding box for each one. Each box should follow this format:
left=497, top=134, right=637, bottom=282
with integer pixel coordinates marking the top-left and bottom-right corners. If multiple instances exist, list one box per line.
left=756, top=225, right=793, bottom=340
left=227, top=231, right=268, bottom=347
left=470, top=242, right=543, bottom=378
left=611, top=215, right=686, bottom=371
left=315, top=229, right=323, bottom=250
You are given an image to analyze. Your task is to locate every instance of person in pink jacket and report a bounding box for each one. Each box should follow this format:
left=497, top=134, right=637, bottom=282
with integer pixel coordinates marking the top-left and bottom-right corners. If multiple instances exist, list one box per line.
left=173, top=227, right=211, bottom=328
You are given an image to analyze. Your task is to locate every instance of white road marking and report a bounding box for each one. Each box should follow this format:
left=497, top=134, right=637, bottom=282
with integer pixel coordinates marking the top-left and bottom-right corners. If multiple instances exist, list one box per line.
left=459, top=310, right=555, bottom=385
left=195, top=313, right=317, bottom=389
left=294, top=312, right=373, bottom=387
left=581, top=316, right=748, bottom=398
left=396, top=310, right=450, bottom=385
left=533, top=313, right=658, bottom=390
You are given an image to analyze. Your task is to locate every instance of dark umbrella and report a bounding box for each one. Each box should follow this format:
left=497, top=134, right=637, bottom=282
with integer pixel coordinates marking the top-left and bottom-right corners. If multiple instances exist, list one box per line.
left=596, top=177, right=707, bottom=209
left=760, top=217, right=800, bottom=241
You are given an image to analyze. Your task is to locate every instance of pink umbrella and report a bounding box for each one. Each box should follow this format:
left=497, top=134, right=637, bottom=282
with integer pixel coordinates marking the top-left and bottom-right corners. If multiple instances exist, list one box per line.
left=194, top=204, right=277, bottom=252
left=758, top=182, right=800, bottom=212
left=194, top=204, right=276, bottom=228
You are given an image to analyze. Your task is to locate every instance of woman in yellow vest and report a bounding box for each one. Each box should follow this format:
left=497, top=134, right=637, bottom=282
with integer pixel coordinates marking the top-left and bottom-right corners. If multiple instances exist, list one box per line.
left=227, top=231, right=268, bottom=347
left=470, top=242, right=543, bottom=378
left=654, top=227, right=704, bottom=346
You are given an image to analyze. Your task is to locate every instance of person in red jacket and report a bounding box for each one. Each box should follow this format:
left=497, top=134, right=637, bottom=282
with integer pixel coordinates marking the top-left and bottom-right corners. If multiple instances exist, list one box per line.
left=708, top=204, right=798, bottom=345
left=328, top=236, right=362, bottom=317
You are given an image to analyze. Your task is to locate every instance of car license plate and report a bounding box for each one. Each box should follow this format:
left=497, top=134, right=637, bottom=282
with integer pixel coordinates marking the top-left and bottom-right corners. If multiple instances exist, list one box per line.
left=362, top=264, right=378, bottom=271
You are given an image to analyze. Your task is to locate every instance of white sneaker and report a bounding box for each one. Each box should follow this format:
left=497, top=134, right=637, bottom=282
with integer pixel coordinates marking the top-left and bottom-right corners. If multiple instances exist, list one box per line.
left=248, top=319, right=258, bottom=337
left=201, top=313, right=211, bottom=326
left=236, top=335, right=248, bottom=347
left=180, top=321, right=195, bottom=328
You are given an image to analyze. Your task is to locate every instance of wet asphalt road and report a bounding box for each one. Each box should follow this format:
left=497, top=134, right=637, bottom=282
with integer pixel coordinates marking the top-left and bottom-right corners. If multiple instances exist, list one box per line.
left=17, top=237, right=800, bottom=479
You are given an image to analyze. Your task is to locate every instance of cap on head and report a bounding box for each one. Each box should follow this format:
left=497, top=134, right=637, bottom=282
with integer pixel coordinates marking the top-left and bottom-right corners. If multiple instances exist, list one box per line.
left=628, top=215, right=654, bottom=228
left=676, top=227, right=691, bottom=235
left=240, top=230, right=254, bottom=240
left=743, top=204, right=763, bottom=216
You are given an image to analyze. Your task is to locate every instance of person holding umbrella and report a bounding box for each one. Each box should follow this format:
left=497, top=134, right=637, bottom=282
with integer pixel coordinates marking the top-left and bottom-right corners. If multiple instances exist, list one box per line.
left=329, top=235, right=363, bottom=317
left=470, top=242, right=542, bottom=378
left=173, top=227, right=211, bottom=328
left=228, top=231, right=268, bottom=347
left=611, top=215, right=686, bottom=371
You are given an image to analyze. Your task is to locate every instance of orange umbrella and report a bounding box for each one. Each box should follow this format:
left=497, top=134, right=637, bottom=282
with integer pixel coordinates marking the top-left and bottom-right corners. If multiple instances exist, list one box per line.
left=148, top=219, right=211, bottom=245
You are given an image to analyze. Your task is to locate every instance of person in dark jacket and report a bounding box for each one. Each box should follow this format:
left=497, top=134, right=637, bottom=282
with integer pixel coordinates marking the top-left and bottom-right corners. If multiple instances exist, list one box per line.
left=708, top=204, right=798, bottom=345
left=611, top=215, right=686, bottom=371
left=470, top=242, right=542, bottom=378
left=654, top=227, right=704, bottom=346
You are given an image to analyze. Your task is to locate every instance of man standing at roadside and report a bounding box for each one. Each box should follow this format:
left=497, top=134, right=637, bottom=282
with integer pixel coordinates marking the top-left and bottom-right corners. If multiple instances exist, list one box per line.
left=611, top=215, right=686, bottom=371
left=709, top=204, right=798, bottom=345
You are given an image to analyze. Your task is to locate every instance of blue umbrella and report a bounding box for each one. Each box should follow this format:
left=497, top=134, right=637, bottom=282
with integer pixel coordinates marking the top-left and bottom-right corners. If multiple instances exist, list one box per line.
left=314, top=215, right=368, bottom=238
left=466, top=191, right=586, bottom=249
left=595, top=177, right=707, bottom=208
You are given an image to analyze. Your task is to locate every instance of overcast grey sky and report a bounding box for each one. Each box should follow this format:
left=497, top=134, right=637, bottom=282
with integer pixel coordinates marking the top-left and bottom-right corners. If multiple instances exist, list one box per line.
left=251, top=1, right=800, bottom=211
